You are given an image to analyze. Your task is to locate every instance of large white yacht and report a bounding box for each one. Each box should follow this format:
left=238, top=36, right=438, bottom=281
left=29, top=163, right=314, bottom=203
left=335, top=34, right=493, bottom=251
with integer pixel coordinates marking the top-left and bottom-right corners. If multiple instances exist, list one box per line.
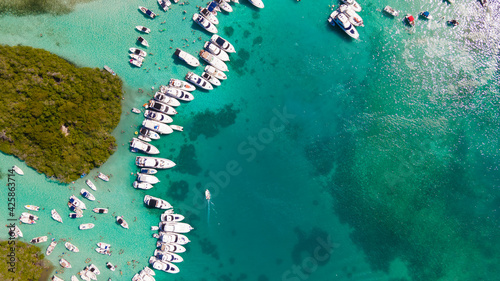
left=144, top=195, right=173, bottom=209
left=199, top=50, right=228, bottom=72
left=136, top=156, right=176, bottom=169
left=210, top=35, right=236, bottom=53
left=192, top=13, right=218, bottom=33
left=142, top=119, right=174, bottom=134
left=328, top=10, right=359, bottom=39
left=130, top=138, right=160, bottom=154
left=204, top=41, right=230, bottom=61
left=174, top=48, right=200, bottom=67
left=144, top=110, right=174, bottom=124
left=185, top=72, right=213, bottom=90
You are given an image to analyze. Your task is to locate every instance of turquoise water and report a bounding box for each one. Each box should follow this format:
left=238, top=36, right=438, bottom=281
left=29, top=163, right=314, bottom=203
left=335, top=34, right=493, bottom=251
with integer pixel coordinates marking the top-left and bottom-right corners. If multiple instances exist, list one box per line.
left=1, top=0, right=500, bottom=280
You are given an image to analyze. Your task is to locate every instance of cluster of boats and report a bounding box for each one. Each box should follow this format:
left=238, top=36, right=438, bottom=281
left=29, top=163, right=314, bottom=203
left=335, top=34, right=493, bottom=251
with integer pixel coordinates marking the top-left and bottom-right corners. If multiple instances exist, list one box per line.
left=327, top=0, right=363, bottom=39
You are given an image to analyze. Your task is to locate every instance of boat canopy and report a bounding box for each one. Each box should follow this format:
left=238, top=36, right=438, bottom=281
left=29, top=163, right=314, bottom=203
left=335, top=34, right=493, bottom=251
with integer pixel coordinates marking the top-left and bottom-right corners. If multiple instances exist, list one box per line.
left=207, top=2, right=218, bottom=12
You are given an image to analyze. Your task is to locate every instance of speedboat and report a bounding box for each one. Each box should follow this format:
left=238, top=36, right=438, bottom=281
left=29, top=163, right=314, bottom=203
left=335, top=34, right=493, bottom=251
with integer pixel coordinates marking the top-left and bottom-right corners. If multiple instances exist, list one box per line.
left=199, top=7, right=219, bottom=25
left=405, top=14, right=415, bottom=26
left=98, top=172, right=110, bottom=181
left=132, top=107, right=141, bottom=114
left=129, top=48, right=147, bottom=57
left=341, top=0, right=361, bottom=12
left=206, top=189, right=211, bottom=200
left=139, top=127, right=161, bottom=140
left=383, top=6, right=399, bottom=17
left=137, top=36, right=149, bottom=47
left=205, top=65, right=227, bottom=80
left=136, top=156, right=176, bottom=169
left=65, top=242, right=79, bottom=252
left=8, top=225, right=23, bottom=238
left=137, top=173, right=160, bottom=184
left=158, top=0, right=171, bottom=11
left=214, top=0, right=233, bottom=12
left=204, top=41, right=230, bottom=61
left=106, top=262, right=116, bottom=271
left=192, top=13, right=218, bottom=33
left=79, top=223, right=95, bottom=230
left=168, top=78, right=196, bottom=92
left=20, top=212, right=38, bottom=224
left=130, top=138, right=160, bottom=154
left=248, top=0, right=264, bottom=8
left=161, top=86, right=195, bottom=101
left=46, top=239, right=58, bottom=255
left=144, top=110, right=174, bottom=124
left=201, top=72, right=221, bottom=86
left=130, top=59, right=142, bottom=68
left=80, top=188, right=96, bottom=201
left=200, top=50, right=228, bottom=71
left=116, top=216, right=129, bottom=229
left=69, top=195, right=87, bottom=209
left=86, top=179, right=97, bottom=191
left=143, top=119, right=174, bottom=134
left=96, top=247, right=111, bottom=255
left=70, top=276, right=78, bottom=281
left=86, top=264, right=101, bottom=275
left=132, top=267, right=156, bottom=281
left=12, top=165, right=24, bottom=175
left=185, top=72, right=213, bottom=90
left=97, top=242, right=111, bottom=249
left=140, top=168, right=157, bottom=174
left=339, top=4, right=364, bottom=27
left=25, top=205, right=40, bottom=211
left=133, top=181, right=154, bottom=190
left=51, top=209, right=63, bottom=223
left=159, top=222, right=194, bottom=233
left=158, top=232, right=190, bottom=245
left=30, top=236, right=48, bottom=244
left=136, top=25, right=151, bottom=33
left=155, top=242, right=186, bottom=253
left=161, top=213, right=185, bottom=222
left=69, top=212, right=83, bottom=218
left=174, top=48, right=200, bottom=67
left=80, top=269, right=96, bottom=281
left=328, top=10, right=359, bottom=39
left=148, top=100, right=178, bottom=115
left=419, top=11, right=432, bottom=20
left=144, top=195, right=173, bottom=209
left=52, top=275, right=64, bottom=281
left=154, top=92, right=181, bottom=107
left=149, top=257, right=180, bottom=274
left=210, top=34, right=236, bottom=53
left=447, top=19, right=459, bottom=26
left=139, top=6, right=156, bottom=18
left=93, top=208, right=108, bottom=214
left=67, top=202, right=83, bottom=214
left=154, top=250, right=184, bottom=263
left=60, top=258, right=71, bottom=268
left=170, top=125, right=183, bottom=131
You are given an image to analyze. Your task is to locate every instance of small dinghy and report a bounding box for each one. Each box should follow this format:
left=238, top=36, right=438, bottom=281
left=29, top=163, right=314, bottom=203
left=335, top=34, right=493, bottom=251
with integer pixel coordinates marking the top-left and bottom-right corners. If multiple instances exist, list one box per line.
left=116, top=216, right=129, bottom=229
left=65, top=242, right=79, bottom=252
left=86, top=179, right=97, bottom=191
left=25, top=205, right=40, bottom=211
left=140, top=168, right=158, bottom=174
left=133, top=181, right=154, bottom=190
left=98, top=172, right=110, bottom=182
left=132, top=107, right=141, bottom=114
left=383, top=6, right=399, bottom=17
left=136, top=25, right=151, bottom=33
left=51, top=209, right=63, bottom=223
left=170, top=125, right=184, bottom=131
left=93, top=208, right=108, bottom=214
left=12, top=165, right=24, bottom=175
left=138, top=36, right=149, bottom=47
left=79, top=223, right=95, bottom=230
left=80, top=188, right=96, bottom=201
left=129, top=48, right=147, bottom=57
left=60, top=258, right=72, bottom=268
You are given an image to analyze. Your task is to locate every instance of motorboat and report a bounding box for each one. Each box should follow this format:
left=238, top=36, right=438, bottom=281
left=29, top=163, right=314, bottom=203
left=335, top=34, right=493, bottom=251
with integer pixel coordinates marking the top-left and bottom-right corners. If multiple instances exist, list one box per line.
left=405, top=14, right=415, bottom=26
left=69, top=195, right=87, bottom=209
left=199, top=7, right=219, bottom=25
left=86, top=264, right=101, bottom=275
left=170, top=125, right=183, bottom=131
left=52, top=275, right=64, bottom=281
left=51, top=209, right=63, bottom=223
left=65, top=242, right=79, bottom=252
left=80, top=269, right=96, bottom=281
left=248, top=0, right=264, bottom=8
left=129, top=48, right=147, bottom=57
left=447, top=19, right=459, bottom=26
left=200, top=49, right=229, bottom=71
left=96, top=247, right=111, bottom=255
left=46, top=239, right=58, bottom=255
left=137, top=36, right=149, bottom=47
left=144, top=110, right=174, bottom=124
left=168, top=78, right=196, bottom=92
left=80, top=188, right=96, bottom=201
left=161, top=213, right=185, bottom=222
left=174, top=48, right=200, bottom=67
left=59, top=258, right=71, bottom=268
left=20, top=212, right=38, bottom=224
left=154, top=92, right=181, bottom=107
left=148, top=100, right=178, bottom=115
left=132, top=107, right=141, bottom=114
left=136, top=156, right=176, bottom=169
left=419, top=11, right=432, bottom=20
left=133, top=181, right=154, bottom=190
left=93, top=208, right=108, bottom=214
left=139, top=6, right=156, bottom=18
left=154, top=250, right=184, bottom=263
left=159, top=222, right=194, bottom=233
left=185, top=72, right=213, bottom=90
left=12, top=165, right=24, bottom=175
left=158, top=0, right=171, bottom=11
left=130, top=59, right=143, bottom=67
left=79, top=223, right=95, bottom=230
left=136, top=25, right=151, bottom=33
left=69, top=212, right=83, bottom=218
left=201, top=72, right=221, bottom=86
left=143, top=119, right=174, bottom=134
left=130, top=54, right=145, bottom=62
left=132, top=267, right=156, bottom=281
left=339, top=4, right=364, bottom=27
left=106, top=262, right=116, bottom=271
left=192, top=13, right=218, bottom=33
left=206, top=189, right=211, bottom=200
left=137, top=173, right=160, bottom=184
left=149, top=257, right=180, bottom=274
left=139, top=127, right=161, bottom=140
left=144, top=195, right=173, bottom=209
left=8, top=225, right=23, bottom=238
left=341, top=0, right=361, bottom=12
left=210, top=34, right=236, bottom=53
left=328, top=10, right=359, bottom=39
left=140, top=168, right=158, bottom=174
left=214, top=0, right=233, bottom=12
left=158, top=232, right=190, bottom=245
left=116, top=216, right=129, bottom=229
left=30, top=236, right=48, bottom=244
left=67, top=202, right=83, bottom=214
left=86, top=179, right=97, bottom=191
left=25, top=205, right=39, bottom=211
left=98, top=172, right=110, bottom=181
left=161, top=86, right=195, bottom=101
left=205, top=65, right=227, bottom=80
left=97, top=242, right=111, bottom=249
left=130, top=138, right=160, bottom=154
left=70, top=276, right=78, bottom=281
left=156, top=242, right=186, bottom=253
left=383, top=6, right=398, bottom=17
left=204, top=41, right=230, bottom=61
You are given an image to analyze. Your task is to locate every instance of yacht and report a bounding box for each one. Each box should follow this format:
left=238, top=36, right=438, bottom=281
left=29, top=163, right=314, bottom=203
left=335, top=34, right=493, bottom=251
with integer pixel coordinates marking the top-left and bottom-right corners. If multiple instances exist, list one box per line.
left=65, top=242, right=79, bottom=252
left=96, top=247, right=111, bottom=255
left=199, top=8, right=219, bottom=25
left=8, top=225, right=23, bottom=238
left=106, top=262, right=116, bottom=271
left=139, top=127, right=161, bottom=140
left=80, top=188, right=96, bottom=201
left=210, top=35, right=236, bottom=53
left=149, top=257, right=180, bottom=274
left=168, top=78, right=196, bottom=92
left=161, top=213, right=185, bottom=222
left=199, top=50, right=228, bottom=71
left=136, top=156, right=176, bottom=169
left=51, top=209, right=63, bottom=223
left=130, top=138, right=161, bottom=154
left=248, top=0, right=264, bottom=8
left=328, top=10, right=359, bottom=39
left=140, top=168, right=158, bottom=174
left=170, top=125, right=183, bottom=131
left=46, top=239, right=58, bottom=255
left=142, top=119, right=174, bottom=134
left=161, top=86, right=195, bottom=101
left=148, top=100, right=178, bottom=115
left=154, top=92, right=181, bottom=107
left=129, top=48, right=147, bottom=57
left=79, top=223, right=95, bottom=230
left=339, top=4, right=364, bottom=27
left=204, top=41, right=230, bottom=61
left=93, top=208, right=108, bottom=214
left=155, top=243, right=186, bottom=253
left=341, top=0, right=361, bottom=12
left=86, top=179, right=97, bottom=191
left=154, top=250, right=184, bottom=263
left=67, top=201, right=83, bottom=214
left=139, top=6, right=156, bottom=18
left=137, top=36, right=149, bottom=47
left=133, top=181, right=154, bottom=190
left=69, top=195, right=87, bottom=209
left=136, top=25, right=151, bottom=33
left=201, top=72, right=221, bottom=86
left=174, top=48, right=200, bottom=67
left=158, top=232, right=190, bottom=245
left=192, top=13, right=218, bottom=33
left=30, top=236, right=48, bottom=244
left=185, top=72, right=214, bottom=90
left=144, top=195, right=173, bottom=209
left=98, top=172, right=110, bottom=181
left=214, top=0, right=233, bottom=12
left=130, top=59, right=143, bottom=68
left=383, top=6, right=399, bottom=17
left=25, top=205, right=40, bottom=211
left=12, top=165, right=24, bottom=175
left=116, top=216, right=129, bottom=229
left=60, top=258, right=71, bottom=268
left=144, top=110, right=174, bottom=124
left=159, top=222, right=194, bottom=233
left=158, top=0, right=170, bottom=11
left=205, top=65, right=227, bottom=80
left=137, top=173, right=160, bottom=184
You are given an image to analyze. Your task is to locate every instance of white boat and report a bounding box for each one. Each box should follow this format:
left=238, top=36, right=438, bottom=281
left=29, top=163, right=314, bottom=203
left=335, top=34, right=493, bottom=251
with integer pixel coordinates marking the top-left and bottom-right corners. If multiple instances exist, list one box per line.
left=136, top=25, right=151, bottom=33
left=106, top=262, right=116, bottom=271
left=138, top=36, right=149, bottom=47
left=144, top=195, right=173, bottom=209
left=8, top=225, right=23, bottom=238
left=161, top=86, right=195, bottom=101
left=136, top=156, right=176, bottom=169
left=80, top=270, right=96, bottom=281
left=148, top=100, right=178, bottom=115
left=96, top=247, right=111, bottom=255
left=248, top=0, right=264, bottom=9
left=144, top=110, right=174, bottom=124
left=30, top=236, right=48, bottom=244
left=67, top=201, right=83, bottom=214
left=158, top=232, right=190, bottom=245
left=116, top=216, right=129, bottom=229
left=185, top=72, right=213, bottom=90
left=158, top=0, right=171, bottom=11
left=206, top=189, right=211, bottom=200
left=174, top=48, right=200, bottom=67
left=214, top=0, right=233, bottom=12
left=132, top=107, right=141, bottom=114
left=12, top=165, right=24, bottom=175
left=341, top=0, right=361, bottom=12
left=51, top=209, right=63, bottom=223
left=80, top=188, right=96, bottom=201
left=137, top=173, right=160, bottom=184
left=93, top=208, right=108, bottom=214
left=139, top=127, right=161, bottom=140
left=69, top=212, right=83, bottom=218
left=103, top=65, right=116, bottom=75
left=156, top=243, right=186, bottom=253
left=419, top=11, right=432, bottom=20
left=133, top=181, right=154, bottom=190
left=168, top=78, right=196, bottom=92
left=199, top=8, right=219, bottom=25
left=24, top=205, right=40, bottom=211
left=199, top=50, right=229, bottom=72
left=154, top=92, right=181, bottom=107
left=98, top=172, right=110, bottom=182
left=154, top=250, right=184, bottom=263
left=328, top=11, right=359, bottom=39
left=142, top=119, right=174, bottom=134
left=46, top=239, right=57, bottom=255
left=161, top=213, right=185, bottom=222
left=129, top=48, right=147, bottom=57
left=339, top=4, right=364, bottom=27
left=129, top=54, right=145, bottom=62
left=140, top=168, right=157, bottom=174
left=210, top=35, right=236, bottom=53
left=130, top=59, right=143, bottom=67
left=447, top=0, right=455, bottom=3
left=383, top=6, right=399, bottom=17
left=65, top=242, right=79, bottom=252
left=87, top=264, right=101, bottom=275
left=205, top=65, right=227, bottom=80
left=69, top=195, right=87, bottom=209
left=201, top=72, right=221, bottom=86
left=52, top=275, right=64, bottom=281
left=79, top=223, right=95, bottom=230
left=149, top=257, right=180, bottom=274
left=159, top=222, right=194, bottom=233
left=86, top=179, right=97, bottom=191
left=139, top=6, right=156, bottom=18
left=97, top=242, right=111, bottom=249
left=170, top=125, right=183, bottom=131
left=20, top=212, right=38, bottom=224
left=231, top=0, right=239, bottom=2
left=130, top=138, right=161, bottom=154
left=71, top=276, right=78, bottom=281
left=60, top=258, right=71, bottom=268
left=192, top=13, right=218, bottom=34
left=204, top=41, right=230, bottom=61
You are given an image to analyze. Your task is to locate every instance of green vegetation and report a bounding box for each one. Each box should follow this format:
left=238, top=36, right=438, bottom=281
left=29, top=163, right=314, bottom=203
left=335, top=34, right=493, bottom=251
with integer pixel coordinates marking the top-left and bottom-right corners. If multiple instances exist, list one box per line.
left=0, top=240, right=52, bottom=281
left=0, top=0, right=94, bottom=16
left=0, top=45, right=123, bottom=183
